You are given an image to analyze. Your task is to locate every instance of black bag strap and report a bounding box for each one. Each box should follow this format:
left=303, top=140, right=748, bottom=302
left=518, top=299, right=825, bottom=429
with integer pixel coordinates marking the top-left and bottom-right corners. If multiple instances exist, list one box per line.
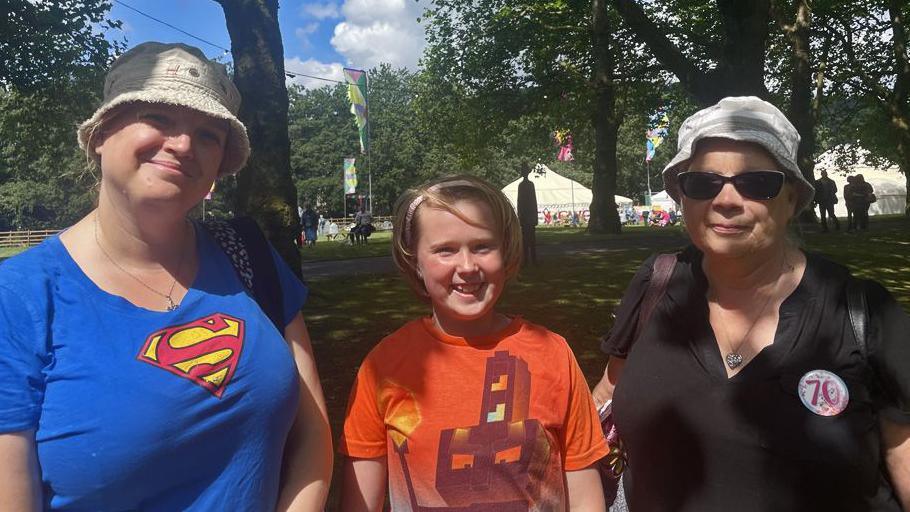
left=634, top=253, right=677, bottom=340
left=204, top=217, right=285, bottom=333
left=846, top=277, right=869, bottom=359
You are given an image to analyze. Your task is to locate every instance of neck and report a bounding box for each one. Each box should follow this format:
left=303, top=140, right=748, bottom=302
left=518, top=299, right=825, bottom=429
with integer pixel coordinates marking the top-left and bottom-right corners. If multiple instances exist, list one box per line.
left=702, top=243, right=794, bottom=296
left=432, top=310, right=507, bottom=339
left=95, top=189, right=192, bottom=267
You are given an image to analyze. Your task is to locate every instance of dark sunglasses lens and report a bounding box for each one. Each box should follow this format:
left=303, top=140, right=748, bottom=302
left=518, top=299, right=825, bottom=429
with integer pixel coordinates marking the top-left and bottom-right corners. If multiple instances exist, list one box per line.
left=735, top=172, right=784, bottom=200
left=679, top=173, right=722, bottom=200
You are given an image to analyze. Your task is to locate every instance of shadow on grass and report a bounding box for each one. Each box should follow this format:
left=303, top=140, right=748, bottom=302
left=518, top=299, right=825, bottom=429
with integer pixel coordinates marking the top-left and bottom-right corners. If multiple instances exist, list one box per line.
left=307, top=215, right=910, bottom=508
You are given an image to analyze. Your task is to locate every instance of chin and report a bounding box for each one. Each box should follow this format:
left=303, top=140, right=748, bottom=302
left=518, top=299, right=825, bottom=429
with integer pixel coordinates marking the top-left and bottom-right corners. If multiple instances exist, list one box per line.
left=696, top=236, right=754, bottom=259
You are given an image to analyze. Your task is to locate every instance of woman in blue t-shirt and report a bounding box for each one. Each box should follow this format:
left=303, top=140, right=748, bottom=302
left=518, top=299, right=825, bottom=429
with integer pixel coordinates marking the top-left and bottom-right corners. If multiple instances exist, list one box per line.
left=0, top=42, right=332, bottom=510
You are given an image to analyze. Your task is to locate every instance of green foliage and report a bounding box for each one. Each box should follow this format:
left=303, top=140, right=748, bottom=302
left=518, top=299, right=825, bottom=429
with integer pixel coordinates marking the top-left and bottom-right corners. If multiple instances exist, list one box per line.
left=0, top=0, right=120, bottom=230
left=0, top=82, right=102, bottom=229
left=0, top=0, right=121, bottom=91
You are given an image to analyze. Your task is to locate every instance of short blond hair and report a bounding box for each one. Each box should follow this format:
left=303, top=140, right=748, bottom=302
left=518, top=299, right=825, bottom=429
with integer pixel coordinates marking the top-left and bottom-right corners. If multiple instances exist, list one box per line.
left=392, top=175, right=522, bottom=299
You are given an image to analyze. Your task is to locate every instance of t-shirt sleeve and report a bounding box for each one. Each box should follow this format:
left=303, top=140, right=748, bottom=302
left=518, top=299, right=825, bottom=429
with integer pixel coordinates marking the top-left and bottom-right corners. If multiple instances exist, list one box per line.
left=269, top=246, right=309, bottom=327
left=0, top=283, right=47, bottom=433
left=865, top=281, right=910, bottom=424
left=338, top=356, right=388, bottom=458
left=560, top=344, right=609, bottom=470
left=600, top=254, right=658, bottom=357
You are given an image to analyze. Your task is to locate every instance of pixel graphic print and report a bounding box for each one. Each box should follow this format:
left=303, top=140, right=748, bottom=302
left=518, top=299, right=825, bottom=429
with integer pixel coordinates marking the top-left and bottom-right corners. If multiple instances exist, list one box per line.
left=386, top=351, right=562, bottom=510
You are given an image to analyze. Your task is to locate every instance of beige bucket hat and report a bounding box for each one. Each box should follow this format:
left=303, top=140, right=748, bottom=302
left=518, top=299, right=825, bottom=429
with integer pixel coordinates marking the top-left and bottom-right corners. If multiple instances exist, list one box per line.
left=78, top=42, right=250, bottom=175
left=662, top=96, right=815, bottom=212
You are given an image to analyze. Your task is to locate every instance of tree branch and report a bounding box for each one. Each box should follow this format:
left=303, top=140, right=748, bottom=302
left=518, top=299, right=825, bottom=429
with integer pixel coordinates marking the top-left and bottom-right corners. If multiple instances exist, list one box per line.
left=611, top=0, right=706, bottom=98
left=837, top=18, right=892, bottom=100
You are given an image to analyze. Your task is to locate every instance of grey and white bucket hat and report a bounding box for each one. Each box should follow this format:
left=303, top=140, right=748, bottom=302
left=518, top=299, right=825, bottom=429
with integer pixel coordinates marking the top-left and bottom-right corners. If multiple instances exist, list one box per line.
left=662, top=96, right=815, bottom=212
left=78, top=42, right=250, bottom=175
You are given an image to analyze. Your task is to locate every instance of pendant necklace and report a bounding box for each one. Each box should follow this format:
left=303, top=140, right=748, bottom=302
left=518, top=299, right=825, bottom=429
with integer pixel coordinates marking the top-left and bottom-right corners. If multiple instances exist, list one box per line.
left=715, top=256, right=791, bottom=370
left=93, top=215, right=188, bottom=312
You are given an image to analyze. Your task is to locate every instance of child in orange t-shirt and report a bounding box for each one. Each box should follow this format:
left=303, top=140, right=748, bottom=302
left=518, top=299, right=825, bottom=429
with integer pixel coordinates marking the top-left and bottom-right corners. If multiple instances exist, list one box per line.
left=339, top=175, right=608, bottom=511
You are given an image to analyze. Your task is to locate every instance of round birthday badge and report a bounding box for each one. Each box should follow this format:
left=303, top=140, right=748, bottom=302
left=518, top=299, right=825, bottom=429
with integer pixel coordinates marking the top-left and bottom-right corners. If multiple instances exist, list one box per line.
left=798, top=370, right=849, bottom=416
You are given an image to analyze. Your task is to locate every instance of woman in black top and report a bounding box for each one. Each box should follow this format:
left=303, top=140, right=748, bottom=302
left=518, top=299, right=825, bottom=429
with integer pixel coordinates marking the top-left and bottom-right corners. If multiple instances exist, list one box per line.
left=592, top=97, right=910, bottom=511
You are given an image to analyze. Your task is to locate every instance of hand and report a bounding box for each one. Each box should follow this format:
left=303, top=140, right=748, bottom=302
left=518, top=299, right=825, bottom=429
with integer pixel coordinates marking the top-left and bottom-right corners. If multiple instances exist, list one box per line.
left=592, top=371, right=612, bottom=410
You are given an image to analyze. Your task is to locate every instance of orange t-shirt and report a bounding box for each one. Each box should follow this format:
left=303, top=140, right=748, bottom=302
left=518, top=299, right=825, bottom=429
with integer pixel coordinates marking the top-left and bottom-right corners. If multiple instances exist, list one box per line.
left=339, top=316, right=608, bottom=510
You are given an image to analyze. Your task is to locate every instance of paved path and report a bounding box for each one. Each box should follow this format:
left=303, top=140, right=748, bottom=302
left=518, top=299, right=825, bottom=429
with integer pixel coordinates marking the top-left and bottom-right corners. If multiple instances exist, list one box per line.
left=301, top=234, right=688, bottom=280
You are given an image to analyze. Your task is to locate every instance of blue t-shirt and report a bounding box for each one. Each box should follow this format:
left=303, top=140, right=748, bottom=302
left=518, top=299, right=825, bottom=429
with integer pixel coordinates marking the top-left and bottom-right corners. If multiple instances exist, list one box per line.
left=0, top=224, right=308, bottom=511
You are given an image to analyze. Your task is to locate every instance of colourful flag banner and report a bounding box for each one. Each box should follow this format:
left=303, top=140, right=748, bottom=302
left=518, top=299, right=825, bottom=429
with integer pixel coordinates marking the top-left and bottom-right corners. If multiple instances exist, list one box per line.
left=344, top=158, right=357, bottom=195
left=552, top=129, right=575, bottom=162
left=645, top=112, right=670, bottom=162
left=343, top=68, right=369, bottom=154
left=204, top=181, right=215, bottom=200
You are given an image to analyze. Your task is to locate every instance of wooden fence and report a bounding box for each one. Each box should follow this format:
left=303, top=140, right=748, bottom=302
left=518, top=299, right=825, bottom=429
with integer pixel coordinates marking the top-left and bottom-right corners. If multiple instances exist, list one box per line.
left=0, top=229, right=62, bottom=248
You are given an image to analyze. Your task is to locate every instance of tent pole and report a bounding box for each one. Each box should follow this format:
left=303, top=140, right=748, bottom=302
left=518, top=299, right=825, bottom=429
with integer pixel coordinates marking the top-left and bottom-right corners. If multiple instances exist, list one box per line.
left=646, top=161, right=652, bottom=206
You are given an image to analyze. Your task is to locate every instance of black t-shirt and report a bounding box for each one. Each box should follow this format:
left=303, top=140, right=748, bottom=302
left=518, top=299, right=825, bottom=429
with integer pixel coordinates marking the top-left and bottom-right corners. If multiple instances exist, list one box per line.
left=602, top=246, right=910, bottom=511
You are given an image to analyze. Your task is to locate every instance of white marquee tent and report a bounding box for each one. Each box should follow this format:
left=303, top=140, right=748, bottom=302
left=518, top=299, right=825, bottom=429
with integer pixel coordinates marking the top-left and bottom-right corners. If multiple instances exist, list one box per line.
left=649, top=190, right=679, bottom=212
left=502, top=164, right=632, bottom=223
left=815, top=147, right=907, bottom=217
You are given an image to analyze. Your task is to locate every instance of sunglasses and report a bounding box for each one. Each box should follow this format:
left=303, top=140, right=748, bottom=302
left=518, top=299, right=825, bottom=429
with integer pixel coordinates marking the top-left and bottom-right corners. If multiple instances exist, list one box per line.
left=677, top=170, right=786, bottom=201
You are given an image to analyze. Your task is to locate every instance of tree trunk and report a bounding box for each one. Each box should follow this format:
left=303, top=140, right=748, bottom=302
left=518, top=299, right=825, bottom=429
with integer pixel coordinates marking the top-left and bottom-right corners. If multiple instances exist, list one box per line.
left=888, top=0, right=910, bottom=215
left=588, top=0, right=621, bottom=234
left=778, top=0, right=818, bottom=223
left=216, top=0, right=302, bottom=274
left=612, top=0, right=770, bottom=106
left=710, top=0, right=771, bottom=103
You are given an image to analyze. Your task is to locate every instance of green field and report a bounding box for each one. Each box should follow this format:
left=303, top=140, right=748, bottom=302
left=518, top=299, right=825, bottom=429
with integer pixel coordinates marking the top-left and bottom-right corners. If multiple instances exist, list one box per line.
left=306, top=216, right=910, bottom=508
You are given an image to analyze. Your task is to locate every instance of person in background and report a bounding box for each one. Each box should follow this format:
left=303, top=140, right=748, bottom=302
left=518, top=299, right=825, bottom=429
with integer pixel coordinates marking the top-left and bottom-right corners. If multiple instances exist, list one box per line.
left=851, top=174, right=875, bottom=231
left=350, top=205, right=374, bottom=245
left=0, top=42, right=332, bottom=511
left=815, top=169, right=840, bottom=232
left=592, top=96, right=910, bottom=510
left=301, top=204, right=319, bottom=247
left=844, top=175, right=858, bottom=232
left=516, top=161, right=538, bottom=265
left=318, top=214, right=327, bottom=236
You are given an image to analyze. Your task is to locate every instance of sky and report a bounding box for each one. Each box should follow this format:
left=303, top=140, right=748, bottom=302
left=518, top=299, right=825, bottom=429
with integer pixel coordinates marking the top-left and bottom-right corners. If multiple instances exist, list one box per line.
left=107, top=0, right=429, bottom=88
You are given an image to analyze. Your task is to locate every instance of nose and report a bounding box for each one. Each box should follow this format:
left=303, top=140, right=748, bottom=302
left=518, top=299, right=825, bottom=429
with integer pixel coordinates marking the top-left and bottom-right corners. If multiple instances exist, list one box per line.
left=456, top=249, right=478, bottom=273
left=163, top=131, right=193, bottom=156
left=711, top=181, right=744, bottom=210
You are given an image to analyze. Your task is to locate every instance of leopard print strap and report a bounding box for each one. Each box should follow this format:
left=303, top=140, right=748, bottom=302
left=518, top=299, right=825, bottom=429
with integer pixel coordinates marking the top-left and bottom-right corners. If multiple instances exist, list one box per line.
left=204, top=219, right=254, bottom=292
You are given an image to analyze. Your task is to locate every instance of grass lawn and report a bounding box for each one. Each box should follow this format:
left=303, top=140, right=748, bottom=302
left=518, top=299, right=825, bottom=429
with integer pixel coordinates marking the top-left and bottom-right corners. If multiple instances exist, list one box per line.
left=0, top=247, right=26, bottom=259
left=309, top=215, right=910, bottom=508
left=299, top=223, right=686, bottom=262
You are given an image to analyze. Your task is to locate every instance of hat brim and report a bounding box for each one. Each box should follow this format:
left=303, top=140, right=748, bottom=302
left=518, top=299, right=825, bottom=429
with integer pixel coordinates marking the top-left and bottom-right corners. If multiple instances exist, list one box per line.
left=78, top=91, right=250, bottom=176
left=662, top=131, right=815, bottom=213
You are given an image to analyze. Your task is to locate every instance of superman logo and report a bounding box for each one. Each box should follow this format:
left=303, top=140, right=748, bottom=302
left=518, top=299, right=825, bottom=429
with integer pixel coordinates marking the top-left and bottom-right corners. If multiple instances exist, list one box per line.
left=137, top=313, right=245, bottom=398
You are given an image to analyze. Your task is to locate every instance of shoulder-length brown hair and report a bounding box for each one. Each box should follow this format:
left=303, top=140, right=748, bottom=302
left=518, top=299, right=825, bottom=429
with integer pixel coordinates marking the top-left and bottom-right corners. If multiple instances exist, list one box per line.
left=391, top=174, right=522, bottom=299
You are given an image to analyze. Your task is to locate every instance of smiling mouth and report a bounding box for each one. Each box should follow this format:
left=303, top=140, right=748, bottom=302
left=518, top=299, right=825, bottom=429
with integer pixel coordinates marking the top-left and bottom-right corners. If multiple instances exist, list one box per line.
left=149, top=159, right=186, bottom=174
left=452, top=283, right=485, bottom=295
left=711, top=223, right=747, bottom=231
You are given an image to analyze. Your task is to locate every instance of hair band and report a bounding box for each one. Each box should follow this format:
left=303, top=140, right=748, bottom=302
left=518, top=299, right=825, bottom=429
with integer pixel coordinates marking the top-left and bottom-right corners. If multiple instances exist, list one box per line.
left=402, top=179, right=475, bottom=247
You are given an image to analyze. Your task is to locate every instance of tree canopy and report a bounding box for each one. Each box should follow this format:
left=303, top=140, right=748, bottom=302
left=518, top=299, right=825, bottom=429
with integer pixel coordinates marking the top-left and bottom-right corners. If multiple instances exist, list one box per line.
left=2, top=0, right=908, bottom=234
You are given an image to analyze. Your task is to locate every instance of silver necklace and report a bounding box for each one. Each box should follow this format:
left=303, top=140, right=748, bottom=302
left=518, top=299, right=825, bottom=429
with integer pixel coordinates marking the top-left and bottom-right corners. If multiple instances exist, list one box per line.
left=93, top=215, right=189, bottom=312
left=714, top=257, right=792, bottom=370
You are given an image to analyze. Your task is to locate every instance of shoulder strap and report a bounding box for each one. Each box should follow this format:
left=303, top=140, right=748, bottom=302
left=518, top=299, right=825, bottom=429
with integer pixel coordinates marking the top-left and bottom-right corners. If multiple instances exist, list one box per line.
left=846, top=277, right=869, bottom=358
left=635, top=253, right=677, bottom=339
left=204, top=217, right=285, bottom=333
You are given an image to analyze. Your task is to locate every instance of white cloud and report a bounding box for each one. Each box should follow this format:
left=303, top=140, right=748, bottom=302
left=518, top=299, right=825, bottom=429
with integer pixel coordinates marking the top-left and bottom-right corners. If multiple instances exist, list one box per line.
left=301, top=2, right=340, bottom=20
left=299, top=22, right=320, bottom=35
left=285, top=57, right=345, bottom=89
left=329, top=0, right=428, bottom=70
left=295, top=22, right=320, bottom=48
